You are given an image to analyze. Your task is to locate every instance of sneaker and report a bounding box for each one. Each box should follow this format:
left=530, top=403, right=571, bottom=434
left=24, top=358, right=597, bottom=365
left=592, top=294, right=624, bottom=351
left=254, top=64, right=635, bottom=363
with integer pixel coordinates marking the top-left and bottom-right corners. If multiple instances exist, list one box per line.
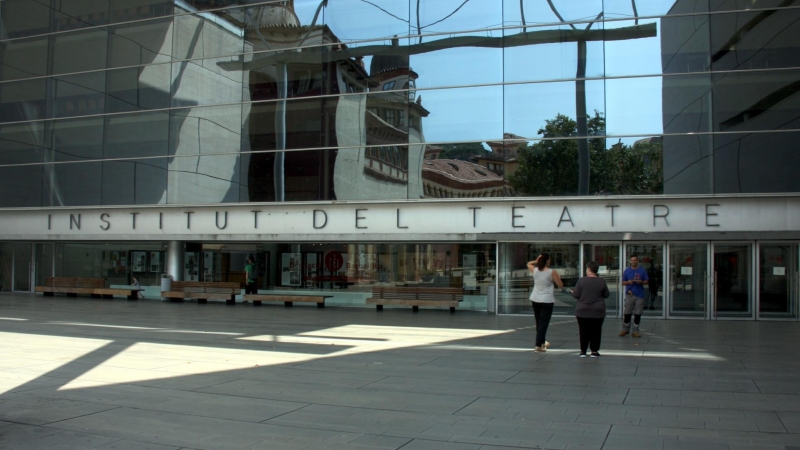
left=544, top=341, right=551, bottom=349
left=579, top=353, right=587, bottom=358
left=534, top=346, right=546, bottom=353
left=619, top=330, right=629, bottom=337
left=590, top=352, right=600, bottom=358
left=632, top=331, right=641, bottom=338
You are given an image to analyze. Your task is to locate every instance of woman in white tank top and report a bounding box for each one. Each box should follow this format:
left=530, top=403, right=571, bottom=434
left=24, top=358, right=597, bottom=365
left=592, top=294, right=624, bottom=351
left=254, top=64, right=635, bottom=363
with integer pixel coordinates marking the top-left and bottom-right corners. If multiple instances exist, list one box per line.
left=527, top=254, right=564, bottom=352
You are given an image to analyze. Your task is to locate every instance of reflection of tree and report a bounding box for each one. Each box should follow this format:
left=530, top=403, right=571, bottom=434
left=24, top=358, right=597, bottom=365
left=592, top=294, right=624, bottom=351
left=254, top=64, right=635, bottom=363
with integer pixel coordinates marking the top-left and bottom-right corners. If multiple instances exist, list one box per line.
left=509, top=112, right=663, bottom=196
left=438, top=142, right=488, bottom=161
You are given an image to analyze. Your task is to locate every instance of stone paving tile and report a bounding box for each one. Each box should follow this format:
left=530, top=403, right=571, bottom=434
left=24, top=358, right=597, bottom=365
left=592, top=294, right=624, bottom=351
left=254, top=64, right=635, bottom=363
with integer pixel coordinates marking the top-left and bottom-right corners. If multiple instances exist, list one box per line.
left=1, top=296, right=800, bottom=450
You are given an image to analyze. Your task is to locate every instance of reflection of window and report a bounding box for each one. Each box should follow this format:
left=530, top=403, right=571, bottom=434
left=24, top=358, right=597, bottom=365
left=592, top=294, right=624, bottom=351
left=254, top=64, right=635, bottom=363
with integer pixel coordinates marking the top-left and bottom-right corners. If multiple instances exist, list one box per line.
left=368, top=107, right=379, bottom=116
left=382, top=81, right=396, bottom=91
left=398, top=110, right=406, bottom=126
left=384, top=109, right=395, bottom=125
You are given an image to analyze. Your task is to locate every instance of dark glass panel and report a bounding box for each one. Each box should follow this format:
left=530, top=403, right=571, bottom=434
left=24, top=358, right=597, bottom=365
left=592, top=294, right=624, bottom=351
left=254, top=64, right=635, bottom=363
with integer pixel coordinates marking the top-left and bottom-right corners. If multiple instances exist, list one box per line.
left=714, top=131, right=800, bottom=193
left=710, top=0, right=793, bottom=12
left=661, top=10, right=711, bottom=74
left=46, top=161, right=102, bottom=206
left=605, top=0, right=708, bottom=16
left=105, top=111, right=170, bottom=159
left=0, top=121, right=45, bottom=165
left=662, top=134, right=714, bottom=194
left=713, top=70, right=800, bottom=133
left=43, top=117, right=104, bottom=206
left=0, top=0, right=51, bottom=39
left=109, top=0, right=174, bottom=23
left=0, top=79, right=47, bottom=122
left=102, top=157, right=168, bottom=205
left=711, top=7, right=800, bottom=72
left=0, top=36, right=49, bottom=81
left=52, top=72, right=106, bottom=118
left=52, top=29, right=109, bottom=76
left=51, top=0, right=110, bottom=32
left=0, top=165, right=43, bottom=207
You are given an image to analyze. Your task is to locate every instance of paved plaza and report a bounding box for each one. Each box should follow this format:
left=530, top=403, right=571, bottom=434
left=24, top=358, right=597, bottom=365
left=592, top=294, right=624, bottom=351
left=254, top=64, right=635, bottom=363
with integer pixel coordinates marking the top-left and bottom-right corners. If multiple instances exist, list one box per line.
left=0, top=295, right=799, bottom=450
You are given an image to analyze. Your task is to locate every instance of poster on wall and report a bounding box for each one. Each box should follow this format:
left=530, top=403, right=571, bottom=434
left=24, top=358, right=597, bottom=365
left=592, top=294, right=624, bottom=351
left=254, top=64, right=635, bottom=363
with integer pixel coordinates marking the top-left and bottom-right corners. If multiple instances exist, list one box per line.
left=462, top=254, right=477, bottom=290
left=132, top=252, right=147, bottom=272
left=105, top=251, right=127, bottom=276
left=282, top=253, right=301, bottom=286
left=149, top=252, right=161, bottom=273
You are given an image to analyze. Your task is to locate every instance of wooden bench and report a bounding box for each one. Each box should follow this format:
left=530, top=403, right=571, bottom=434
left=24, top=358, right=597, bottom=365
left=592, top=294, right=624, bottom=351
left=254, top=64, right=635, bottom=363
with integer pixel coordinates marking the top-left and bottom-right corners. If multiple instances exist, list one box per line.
left=366, top=287, right=464, bottom=313
left=243, top=294, right=332, bottom=308
left=162, top=281, right=241, bottom=305
left=35, top=277, right=142, bottom=300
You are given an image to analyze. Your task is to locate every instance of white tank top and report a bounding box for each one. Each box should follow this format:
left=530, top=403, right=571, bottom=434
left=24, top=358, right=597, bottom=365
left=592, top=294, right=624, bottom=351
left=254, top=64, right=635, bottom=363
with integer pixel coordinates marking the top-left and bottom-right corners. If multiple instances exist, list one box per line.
left=530, top=267, right=555, bottom=303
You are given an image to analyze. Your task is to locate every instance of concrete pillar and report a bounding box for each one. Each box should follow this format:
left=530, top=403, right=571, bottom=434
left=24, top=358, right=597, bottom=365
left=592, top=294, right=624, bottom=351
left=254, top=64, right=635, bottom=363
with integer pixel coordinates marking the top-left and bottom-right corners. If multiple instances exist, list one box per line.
left=167, top=241, right=185, bottom=281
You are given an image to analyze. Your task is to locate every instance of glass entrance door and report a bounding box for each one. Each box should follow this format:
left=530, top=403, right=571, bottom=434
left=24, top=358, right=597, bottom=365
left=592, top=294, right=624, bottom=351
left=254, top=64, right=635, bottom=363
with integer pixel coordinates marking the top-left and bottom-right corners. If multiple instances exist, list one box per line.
left=713, top=243, right=753, bottom=319
left=13, top=243, right=33, bottom=292
left=758, top=243, right=798, bottom=319
left=668, top=243, right=709, bottom=318
left=582, top=243, right=621, bottom=316
left=625, top=243, right=665, bottom=318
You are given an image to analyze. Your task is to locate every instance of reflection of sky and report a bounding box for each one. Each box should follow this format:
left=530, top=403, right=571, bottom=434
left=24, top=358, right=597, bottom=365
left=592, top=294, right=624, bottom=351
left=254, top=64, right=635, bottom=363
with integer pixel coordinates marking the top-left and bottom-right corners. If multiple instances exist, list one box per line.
left=292, top=1, right=669, bottom=147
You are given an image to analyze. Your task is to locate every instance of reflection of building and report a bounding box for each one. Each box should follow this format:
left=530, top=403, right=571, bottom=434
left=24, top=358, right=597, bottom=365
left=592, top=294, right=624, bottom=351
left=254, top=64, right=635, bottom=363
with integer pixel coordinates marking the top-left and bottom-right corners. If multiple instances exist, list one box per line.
left=422, top=159, right=504, bottom=198
left=661, top=1, right=800, bottom=194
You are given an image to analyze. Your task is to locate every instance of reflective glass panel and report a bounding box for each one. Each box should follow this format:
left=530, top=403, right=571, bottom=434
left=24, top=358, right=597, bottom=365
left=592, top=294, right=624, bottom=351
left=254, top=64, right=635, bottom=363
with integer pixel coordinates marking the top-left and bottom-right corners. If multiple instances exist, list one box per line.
left=583, top=243, right=620, bottom=314
left=714, top=243, right=752, bottom=317
left=669, top=243, right=708, bottom=317
left=497, top=242, right=580, bottom=315
left=759, top=243, right=798, bottom=318
left=0, top=36, right=49, bottom=81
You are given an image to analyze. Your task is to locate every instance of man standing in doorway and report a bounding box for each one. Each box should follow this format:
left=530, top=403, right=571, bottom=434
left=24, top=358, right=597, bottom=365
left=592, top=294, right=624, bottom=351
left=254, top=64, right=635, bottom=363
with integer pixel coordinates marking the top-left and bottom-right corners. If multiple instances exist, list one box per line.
left=620, top=255, right=648, bottom=338
left=245, top=256, right=257, bottom=297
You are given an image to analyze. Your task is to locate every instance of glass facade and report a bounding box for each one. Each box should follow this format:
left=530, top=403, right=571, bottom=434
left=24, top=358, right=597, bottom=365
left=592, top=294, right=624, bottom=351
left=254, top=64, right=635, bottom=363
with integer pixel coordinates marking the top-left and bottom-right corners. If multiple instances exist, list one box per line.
left=1, top=1, right=800, bottom=206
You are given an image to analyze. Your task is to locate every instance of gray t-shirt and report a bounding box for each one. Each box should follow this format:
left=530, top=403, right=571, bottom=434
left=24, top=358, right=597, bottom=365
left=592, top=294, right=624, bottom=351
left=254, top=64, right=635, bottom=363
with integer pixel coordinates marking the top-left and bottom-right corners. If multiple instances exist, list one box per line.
left=572, top=276, right=610, bottom=318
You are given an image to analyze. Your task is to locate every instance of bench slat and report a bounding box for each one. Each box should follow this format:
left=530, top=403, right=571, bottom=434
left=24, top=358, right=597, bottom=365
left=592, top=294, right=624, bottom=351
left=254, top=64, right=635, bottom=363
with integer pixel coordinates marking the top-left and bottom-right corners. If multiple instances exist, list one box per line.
left=244, top=294, right=327, bottom=303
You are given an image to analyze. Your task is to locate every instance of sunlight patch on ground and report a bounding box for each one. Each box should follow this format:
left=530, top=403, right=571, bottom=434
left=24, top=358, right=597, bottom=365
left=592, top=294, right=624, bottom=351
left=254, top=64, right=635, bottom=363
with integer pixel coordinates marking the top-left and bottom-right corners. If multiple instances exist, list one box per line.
left=0, top=332, right=113, bottom=395
left=47, top=321, right=245, bottom=336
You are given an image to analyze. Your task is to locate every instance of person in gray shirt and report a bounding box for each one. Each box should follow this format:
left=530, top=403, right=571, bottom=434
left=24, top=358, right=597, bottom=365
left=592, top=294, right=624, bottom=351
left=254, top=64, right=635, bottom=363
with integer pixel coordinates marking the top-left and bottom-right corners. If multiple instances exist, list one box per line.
left=571, top=261, right=610, bottom=358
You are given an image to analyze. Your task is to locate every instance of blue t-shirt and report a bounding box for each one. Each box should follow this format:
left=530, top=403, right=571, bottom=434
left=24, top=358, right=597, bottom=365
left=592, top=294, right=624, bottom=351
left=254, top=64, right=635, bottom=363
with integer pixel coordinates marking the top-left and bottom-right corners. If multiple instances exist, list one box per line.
left=622, top=266, right=649, bottom=298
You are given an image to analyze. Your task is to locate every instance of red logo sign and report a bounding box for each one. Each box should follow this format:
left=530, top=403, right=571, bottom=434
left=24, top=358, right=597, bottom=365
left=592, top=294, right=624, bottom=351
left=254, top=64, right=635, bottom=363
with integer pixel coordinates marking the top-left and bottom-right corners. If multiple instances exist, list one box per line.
left=325, top=251, right=344, bottom=272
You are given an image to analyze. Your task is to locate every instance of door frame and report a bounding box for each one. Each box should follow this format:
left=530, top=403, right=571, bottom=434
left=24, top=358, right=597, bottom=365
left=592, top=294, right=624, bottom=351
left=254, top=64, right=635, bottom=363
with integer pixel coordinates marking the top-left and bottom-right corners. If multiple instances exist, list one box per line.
left=665, top=241, right=711, bottom=320
left=711, top=241, right=756, bottom=321
left=755, top=240, right=799, bottom=321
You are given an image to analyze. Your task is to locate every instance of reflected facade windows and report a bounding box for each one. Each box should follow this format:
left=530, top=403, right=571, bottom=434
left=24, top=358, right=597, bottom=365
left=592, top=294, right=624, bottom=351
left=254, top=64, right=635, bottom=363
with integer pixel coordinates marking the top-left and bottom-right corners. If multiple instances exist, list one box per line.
left=0, top=1, right=799, bottom=206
